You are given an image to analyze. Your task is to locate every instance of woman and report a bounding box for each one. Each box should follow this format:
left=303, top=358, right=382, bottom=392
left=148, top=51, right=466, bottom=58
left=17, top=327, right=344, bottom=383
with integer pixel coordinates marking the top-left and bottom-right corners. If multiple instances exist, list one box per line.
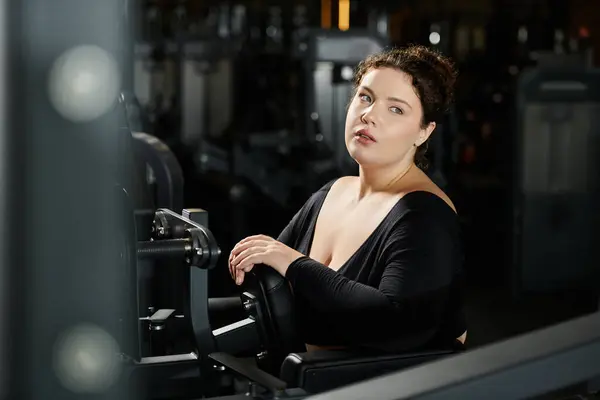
left=229, top=45, right=467, bottom=353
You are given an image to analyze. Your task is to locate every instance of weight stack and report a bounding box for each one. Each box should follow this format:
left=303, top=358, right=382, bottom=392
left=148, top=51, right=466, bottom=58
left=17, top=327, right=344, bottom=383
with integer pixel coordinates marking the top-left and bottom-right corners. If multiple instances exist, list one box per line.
left=511, top=68, right=600, bottom=296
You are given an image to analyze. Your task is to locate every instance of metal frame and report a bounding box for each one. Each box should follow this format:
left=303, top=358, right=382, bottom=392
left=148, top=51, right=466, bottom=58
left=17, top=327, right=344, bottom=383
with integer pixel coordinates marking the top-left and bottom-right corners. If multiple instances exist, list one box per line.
left=307, top=311, right=600, bottom=400
left=0, top=0, right=9, bottom=396
left=590, top=297, right=600, bottom=393
left=512, top=68, right=600, bottom=297
left=132, top=132, right=185, bottom=213
left=0, top=0, right=134, bottom=398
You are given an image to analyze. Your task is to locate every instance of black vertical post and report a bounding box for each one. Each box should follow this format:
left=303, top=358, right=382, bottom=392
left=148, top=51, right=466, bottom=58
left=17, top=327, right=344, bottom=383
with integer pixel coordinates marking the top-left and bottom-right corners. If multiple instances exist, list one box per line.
left=0, top=0, right=11, bottom=397
left=2, top=0, right=135, bottom=399
left=331, top=0, right=339, bottom=30
left=122, top=0, right=136, bottom=94
left=547, top=0, right=570, bottom=32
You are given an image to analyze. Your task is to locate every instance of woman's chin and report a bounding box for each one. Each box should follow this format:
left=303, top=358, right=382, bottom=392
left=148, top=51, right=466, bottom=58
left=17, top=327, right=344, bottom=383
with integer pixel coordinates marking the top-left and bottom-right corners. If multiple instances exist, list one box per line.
left=347, top=151, right=377, bottom=168
left=347, top=142, right=379, bottom=166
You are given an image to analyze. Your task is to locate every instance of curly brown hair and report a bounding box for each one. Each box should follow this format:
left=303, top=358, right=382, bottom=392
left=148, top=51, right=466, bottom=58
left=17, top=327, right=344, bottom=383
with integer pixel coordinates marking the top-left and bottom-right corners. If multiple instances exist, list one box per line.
left=352, top=45, right=458, bottom=170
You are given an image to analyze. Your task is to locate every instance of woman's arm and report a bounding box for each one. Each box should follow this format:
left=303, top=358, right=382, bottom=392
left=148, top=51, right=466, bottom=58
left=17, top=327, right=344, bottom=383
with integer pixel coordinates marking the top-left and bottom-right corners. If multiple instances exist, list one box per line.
left=230, top=181, right=335, bottom=284
left=284, top=210, right=462, bottom=346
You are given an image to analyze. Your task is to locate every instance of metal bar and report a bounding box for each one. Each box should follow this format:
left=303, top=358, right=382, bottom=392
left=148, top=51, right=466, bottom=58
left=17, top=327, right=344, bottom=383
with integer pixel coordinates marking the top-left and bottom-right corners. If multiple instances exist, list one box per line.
left=137, top=238, right=192, bottom=259
left=132, top=132, right=185, bottom=213
left=0, top=0, right=9, bottom=396
left=308, top=312, right=600, bottom=400
left=588, top=299, right=600, bottom=393
left=213, top=318, right=259, bottom=355
left=138, top=353, right=198, bottom=365
left=209, top=352, right=288, bottom=393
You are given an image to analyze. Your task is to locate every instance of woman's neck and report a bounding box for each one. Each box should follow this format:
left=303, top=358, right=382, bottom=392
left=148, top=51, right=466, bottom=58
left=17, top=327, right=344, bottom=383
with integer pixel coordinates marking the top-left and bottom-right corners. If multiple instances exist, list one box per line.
left=356, top=159, right=416, bottom=200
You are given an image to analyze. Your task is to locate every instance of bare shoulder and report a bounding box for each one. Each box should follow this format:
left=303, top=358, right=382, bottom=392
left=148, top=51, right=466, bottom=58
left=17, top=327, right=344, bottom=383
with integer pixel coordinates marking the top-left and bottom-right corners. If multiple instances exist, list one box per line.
left=317, top=176, right=360, bottom=217
left=328, top=176, right=357, bottom=198
left=333, top=175, right=357, bottom=188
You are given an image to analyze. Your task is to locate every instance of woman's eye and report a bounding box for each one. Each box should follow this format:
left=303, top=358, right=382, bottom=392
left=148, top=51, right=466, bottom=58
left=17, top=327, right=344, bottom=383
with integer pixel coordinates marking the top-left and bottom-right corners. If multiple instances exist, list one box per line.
left=359, top=93, right=371, bottom=102
left=390, top=107, right=403, bottom=114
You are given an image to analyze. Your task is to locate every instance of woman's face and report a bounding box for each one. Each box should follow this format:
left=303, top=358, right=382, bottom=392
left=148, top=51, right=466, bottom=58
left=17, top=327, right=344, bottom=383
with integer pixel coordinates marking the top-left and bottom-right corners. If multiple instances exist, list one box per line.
left=344, top=67, right=435, bottom=168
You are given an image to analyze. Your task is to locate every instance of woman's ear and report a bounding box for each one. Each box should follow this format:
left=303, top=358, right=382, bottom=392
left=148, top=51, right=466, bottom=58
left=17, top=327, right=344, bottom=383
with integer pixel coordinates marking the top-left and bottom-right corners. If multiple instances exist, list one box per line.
left=417, top=122, right=436, bottom=146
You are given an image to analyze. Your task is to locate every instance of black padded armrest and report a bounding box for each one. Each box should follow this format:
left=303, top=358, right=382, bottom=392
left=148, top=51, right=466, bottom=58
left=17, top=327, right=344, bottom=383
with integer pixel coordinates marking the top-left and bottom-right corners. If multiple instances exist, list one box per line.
left=280, top=346, right=462, bottom=394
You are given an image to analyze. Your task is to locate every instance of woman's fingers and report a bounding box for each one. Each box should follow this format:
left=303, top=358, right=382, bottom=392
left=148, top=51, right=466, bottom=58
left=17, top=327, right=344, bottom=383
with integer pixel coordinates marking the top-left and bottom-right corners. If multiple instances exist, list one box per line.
left=229, top=235, right=272, bottom=284
left=228, top=252, right=235, bottom=279
left=236, top=270, right=244, bottom=285
left=232, top=263, right=255, bottom=285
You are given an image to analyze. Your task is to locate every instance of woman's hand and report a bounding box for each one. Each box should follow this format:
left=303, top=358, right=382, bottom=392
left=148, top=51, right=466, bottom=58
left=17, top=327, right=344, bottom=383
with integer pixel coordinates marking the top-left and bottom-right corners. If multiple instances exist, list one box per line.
left=228, top=235, right=304, bottom=285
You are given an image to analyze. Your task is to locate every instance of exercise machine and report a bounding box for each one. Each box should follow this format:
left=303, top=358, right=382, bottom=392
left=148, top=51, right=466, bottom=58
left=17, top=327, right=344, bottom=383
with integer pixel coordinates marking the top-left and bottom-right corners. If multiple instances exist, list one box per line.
left=511, top=67, right=600, bottom=297
left=200, top=267, right=465, bottom=398
left=126, top=206, right=223, bottom=399
left=116, top=184, right=466, bottom=399
left=132, top=131, right=185, bottom=213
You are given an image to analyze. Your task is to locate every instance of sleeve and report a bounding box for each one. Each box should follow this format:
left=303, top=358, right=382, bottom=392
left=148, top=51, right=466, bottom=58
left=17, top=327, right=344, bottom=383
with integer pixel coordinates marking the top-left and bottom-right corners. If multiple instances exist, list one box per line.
left=284, top=210, right=458, bottom=349
left=276, top=208, right=301, bottom=247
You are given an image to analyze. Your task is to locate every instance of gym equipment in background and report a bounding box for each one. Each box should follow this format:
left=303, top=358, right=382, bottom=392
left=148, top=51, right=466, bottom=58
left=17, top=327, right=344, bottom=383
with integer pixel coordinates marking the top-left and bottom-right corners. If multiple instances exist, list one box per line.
left=511, top=67, right=600, bottom=296
left=132, top=131, right=185, bottom=213
left=294, top=28, right=388, bottom=177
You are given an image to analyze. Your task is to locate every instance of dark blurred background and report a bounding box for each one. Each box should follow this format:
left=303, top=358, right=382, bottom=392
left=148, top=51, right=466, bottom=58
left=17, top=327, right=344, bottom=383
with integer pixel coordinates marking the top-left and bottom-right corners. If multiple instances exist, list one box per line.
left=124, top=0, right=600, bottom=350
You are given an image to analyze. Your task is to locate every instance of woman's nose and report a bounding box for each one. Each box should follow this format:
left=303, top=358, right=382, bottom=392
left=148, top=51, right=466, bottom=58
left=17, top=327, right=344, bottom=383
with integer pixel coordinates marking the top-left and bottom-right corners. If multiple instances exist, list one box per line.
left=361, top=105, right=377, bottom=125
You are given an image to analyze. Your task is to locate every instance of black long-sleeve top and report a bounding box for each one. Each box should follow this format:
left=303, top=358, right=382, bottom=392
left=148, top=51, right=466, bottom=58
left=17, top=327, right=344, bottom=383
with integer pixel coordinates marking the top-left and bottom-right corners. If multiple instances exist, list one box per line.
left=278, top=179, right=467, bottom=353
